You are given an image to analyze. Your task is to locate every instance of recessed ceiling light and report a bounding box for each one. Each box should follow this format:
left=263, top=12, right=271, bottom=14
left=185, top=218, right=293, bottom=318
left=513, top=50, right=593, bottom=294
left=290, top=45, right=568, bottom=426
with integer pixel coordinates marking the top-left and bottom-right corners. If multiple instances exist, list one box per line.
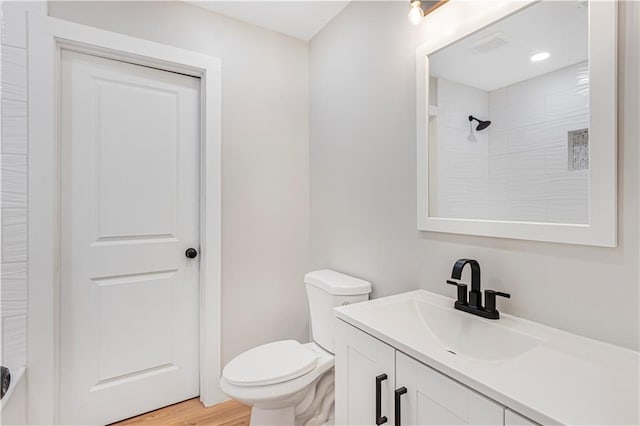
left=530, top=52, right=550, bottom=62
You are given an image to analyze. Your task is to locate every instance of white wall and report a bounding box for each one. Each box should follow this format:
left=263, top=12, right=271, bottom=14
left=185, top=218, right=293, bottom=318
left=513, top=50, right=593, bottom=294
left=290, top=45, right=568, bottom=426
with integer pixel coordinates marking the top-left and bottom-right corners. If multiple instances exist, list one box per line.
left=23, top=1, right=310, bottom=366
left=310, top=1, right=639, bottom=350
left=488, top=61, right=589, bottom=224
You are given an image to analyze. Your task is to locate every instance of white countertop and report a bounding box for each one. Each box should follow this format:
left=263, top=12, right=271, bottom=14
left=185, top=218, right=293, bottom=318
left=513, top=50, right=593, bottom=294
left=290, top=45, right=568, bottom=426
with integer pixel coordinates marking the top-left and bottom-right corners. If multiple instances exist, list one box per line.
left=334, top=290, right=639, bottom=425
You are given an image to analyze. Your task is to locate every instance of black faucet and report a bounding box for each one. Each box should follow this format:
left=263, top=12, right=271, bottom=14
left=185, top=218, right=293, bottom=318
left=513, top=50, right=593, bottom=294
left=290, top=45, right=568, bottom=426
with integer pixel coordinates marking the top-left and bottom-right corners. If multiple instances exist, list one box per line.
left=446, top=258, right=510, bottom=320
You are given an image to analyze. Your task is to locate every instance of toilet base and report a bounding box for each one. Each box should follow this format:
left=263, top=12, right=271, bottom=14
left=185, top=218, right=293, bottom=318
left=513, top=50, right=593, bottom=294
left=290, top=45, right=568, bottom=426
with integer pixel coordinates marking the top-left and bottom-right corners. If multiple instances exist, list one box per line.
left=250, top=405, right=295, bottom=426
left=248, top=406, right=334, bottom=426
left=221, top=343, right=336, bottom=426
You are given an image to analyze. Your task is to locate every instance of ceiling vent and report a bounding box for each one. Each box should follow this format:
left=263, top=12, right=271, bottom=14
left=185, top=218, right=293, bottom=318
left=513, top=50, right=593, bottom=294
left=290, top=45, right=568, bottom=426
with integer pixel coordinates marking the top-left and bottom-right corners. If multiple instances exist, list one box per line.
left=470, top=32, right=510, bottom=54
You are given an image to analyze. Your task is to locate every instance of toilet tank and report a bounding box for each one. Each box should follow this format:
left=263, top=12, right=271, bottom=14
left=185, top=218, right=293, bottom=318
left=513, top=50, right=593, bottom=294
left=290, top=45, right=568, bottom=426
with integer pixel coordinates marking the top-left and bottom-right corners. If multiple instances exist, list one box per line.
left=304, top=270, right=372, bottom=353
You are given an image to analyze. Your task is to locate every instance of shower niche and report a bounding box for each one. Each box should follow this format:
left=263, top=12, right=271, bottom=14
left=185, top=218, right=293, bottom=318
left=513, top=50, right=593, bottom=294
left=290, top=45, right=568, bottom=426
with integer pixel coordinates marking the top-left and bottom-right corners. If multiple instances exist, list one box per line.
left=416, top=0, right=617, bottom=246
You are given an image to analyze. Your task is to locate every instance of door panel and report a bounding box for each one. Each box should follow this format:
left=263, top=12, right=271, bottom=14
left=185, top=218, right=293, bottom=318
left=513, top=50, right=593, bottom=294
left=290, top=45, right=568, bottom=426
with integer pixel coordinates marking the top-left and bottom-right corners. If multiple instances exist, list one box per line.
left=396, top=352, right=504, bottom=425
left=60, top=50, right=201, bottom=425
left=335, top=319, right=396, bottom=425
left=96, top=78, right=178, bottom=239
left=505, top=409, right=539, bottom=426
left=416, top=393, right=466, bottom=425
left=96, top=274, right=174, bottom=380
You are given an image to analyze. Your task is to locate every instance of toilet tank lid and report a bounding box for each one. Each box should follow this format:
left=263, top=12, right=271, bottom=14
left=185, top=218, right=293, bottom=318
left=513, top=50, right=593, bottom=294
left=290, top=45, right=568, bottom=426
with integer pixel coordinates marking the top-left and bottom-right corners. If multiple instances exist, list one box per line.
left=304, top=269, right=372, bottom=296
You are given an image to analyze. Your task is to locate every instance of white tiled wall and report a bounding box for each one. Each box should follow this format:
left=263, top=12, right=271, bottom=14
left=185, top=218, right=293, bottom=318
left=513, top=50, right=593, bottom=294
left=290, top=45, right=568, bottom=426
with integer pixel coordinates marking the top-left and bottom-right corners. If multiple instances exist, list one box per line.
left=488, top=61, right=589, bottom=224
left=1, top=1, right=47, bottom=374
left=431, top=78, right=489, bottom=219
left=432, top=61, right=589, bottom=224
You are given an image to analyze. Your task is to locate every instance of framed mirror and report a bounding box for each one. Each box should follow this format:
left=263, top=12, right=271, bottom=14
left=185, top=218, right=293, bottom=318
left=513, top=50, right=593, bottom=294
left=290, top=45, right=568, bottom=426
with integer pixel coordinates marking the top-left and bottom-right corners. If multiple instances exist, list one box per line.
left=416, top=0, right=617, bottom=246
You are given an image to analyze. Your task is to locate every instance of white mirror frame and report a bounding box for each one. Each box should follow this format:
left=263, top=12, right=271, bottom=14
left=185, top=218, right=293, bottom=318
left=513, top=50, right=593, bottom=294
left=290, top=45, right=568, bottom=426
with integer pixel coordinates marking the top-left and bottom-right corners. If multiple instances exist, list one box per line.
left=416, top=0, right=617, bottom=247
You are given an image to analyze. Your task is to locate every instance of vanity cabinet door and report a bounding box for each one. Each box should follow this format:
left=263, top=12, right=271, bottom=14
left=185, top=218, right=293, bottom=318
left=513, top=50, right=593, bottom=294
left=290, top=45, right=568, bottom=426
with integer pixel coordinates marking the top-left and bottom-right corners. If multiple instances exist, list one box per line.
left=395, top=352, right=504, bottom=425
left=335, top=319, right=396, bottom=425
left=505, top=409, right=539, bottom=426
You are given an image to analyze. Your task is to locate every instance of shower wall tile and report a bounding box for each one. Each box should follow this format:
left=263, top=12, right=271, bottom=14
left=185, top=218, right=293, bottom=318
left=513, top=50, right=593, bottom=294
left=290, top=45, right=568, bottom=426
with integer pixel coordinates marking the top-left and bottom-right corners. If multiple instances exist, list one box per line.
left=545, top=171, right=589, bottom=201
left=545, top=146, right=569, bottom=175
left=488, top=200, right=546, bottom=222
left=489, top=88, right=506, bottom=111
left=0, top=1, right=45, bottom=372
left=505, top=62, right=584, bottom=105
left=438, top=78, right=487, bottom=107
left=448, top=105, right=475, bottom=130
left=505, top=77, right=547, bottom=106
left=546, top=88, right=589, bottom=121
left=435, top=103, right=449, bottom=127
left=488, top=130, right=507, bottom=155
left=443, top=85, right=489, bottom=129
left=489, top=150, right=546, bottom=178
left=490, top=97, right=546, bottom=132
left=1, top=2, right=29, bottom=48
left=488, top=179, right=508, bottom=201
left=0, top=315, right=27, bottom=369
left=439, top=176, right=489, bottom=219
left=507, top=175, right=547, bottom=201
left=1, top=1, right=46, bottom=48
left=445, top=151, right=488, bottom=178
left=2, top=99, right=27, bottom=154
left=1, top=154, right=27, bottom=208
left=2, top=209, right=27, bottom=263
left=508, top=114, right=588, bottom=154
left=432, top=78, right=489, bottom=219
left=1, top=262, right=27, bottom=318
left=546, top=198, right=589, bottom=224
left=1, top=45, right=27, bottom=101
left=439, top=126, right=488, bottom=154
left=488, top=61, right=590, bottom=224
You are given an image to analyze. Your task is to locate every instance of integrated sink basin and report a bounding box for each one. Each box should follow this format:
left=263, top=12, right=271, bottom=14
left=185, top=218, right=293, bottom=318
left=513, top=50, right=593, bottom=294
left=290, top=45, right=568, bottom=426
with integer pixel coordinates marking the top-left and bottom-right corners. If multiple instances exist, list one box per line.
left=415, top=300, right=541, bottom=361
left=337, top=289, right=541, bottom=362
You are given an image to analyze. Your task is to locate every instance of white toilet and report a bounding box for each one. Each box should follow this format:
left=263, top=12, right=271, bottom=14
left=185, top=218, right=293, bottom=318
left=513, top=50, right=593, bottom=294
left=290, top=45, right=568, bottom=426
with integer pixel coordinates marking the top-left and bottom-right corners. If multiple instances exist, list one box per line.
left=220, top=269, right=372, bottom=426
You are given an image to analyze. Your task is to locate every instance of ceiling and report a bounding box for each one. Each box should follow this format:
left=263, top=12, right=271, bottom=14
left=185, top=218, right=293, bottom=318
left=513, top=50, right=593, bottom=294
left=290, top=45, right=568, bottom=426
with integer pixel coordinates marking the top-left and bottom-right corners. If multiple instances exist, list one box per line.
left=186, top=1, right=350, bottom=41
left=429, top=1, right=588, bottom=91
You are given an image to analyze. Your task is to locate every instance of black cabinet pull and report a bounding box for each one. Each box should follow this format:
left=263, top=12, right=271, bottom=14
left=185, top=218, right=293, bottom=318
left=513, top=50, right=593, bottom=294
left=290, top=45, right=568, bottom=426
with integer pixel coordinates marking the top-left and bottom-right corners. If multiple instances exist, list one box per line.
left=375, top=374, right=388, bottom=425
left=395, top=386, right=407, bottom=426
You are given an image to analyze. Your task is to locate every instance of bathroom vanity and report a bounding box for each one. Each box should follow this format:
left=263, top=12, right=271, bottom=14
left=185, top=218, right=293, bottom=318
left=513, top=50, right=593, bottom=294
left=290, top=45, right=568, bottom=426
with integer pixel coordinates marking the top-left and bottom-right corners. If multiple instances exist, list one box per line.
left=334, top=291, right=639, bottom=425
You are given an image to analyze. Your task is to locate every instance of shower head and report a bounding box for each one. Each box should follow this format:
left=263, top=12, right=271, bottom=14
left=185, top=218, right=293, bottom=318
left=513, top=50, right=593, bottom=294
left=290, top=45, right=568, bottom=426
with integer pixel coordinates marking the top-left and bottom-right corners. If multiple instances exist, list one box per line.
left=476, top=120, right=492, bottom=131
left=468, top=115, right=491, bottom=131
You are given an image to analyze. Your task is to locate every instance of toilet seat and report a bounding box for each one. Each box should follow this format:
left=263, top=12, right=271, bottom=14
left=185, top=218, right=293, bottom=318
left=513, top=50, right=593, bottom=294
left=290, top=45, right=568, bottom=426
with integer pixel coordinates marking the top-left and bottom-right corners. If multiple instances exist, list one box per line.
left=220, top=342, right=335, bottom=410
left=223, top=340, right=319, bottom=387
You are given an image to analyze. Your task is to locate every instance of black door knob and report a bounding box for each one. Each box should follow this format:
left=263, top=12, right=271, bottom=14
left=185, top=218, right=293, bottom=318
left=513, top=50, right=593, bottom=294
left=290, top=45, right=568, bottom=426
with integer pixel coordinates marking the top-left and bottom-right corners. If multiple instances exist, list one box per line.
left=185, top=248, right=198, bottom=259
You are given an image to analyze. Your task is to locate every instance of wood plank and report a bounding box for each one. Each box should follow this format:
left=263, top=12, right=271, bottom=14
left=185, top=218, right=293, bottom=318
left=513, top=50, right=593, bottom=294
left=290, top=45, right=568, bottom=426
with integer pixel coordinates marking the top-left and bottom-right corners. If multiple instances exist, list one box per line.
left=111, top=398, right=251, bottom=426
left=425, top=0, right=449, bottom=15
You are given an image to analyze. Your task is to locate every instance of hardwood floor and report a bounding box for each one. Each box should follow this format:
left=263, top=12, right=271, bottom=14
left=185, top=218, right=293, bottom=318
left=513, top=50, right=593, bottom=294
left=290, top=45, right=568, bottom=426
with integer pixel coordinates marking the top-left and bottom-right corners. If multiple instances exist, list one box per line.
left=112, top=398, right=251, bottom=426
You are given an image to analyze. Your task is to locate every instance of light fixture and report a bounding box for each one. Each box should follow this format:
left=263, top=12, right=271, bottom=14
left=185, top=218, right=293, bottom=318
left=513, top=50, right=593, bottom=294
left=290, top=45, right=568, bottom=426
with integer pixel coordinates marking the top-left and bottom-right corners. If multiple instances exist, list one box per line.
left=408, top=0, right=425, bottom=25
left=530, top=52, right=550, bottom=62
left=408, top=1, right=448, bottom=25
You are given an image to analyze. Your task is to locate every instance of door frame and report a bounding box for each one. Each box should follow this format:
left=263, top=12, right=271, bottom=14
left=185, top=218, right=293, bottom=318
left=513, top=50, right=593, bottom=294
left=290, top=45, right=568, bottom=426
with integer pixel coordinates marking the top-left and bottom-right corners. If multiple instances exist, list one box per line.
left=27, top=13, right=223, bottom=424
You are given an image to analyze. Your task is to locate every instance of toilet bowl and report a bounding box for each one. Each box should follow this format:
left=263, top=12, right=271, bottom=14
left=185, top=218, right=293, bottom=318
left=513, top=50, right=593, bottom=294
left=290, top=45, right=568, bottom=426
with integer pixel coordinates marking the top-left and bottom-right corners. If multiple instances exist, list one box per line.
left=221, top=341, right=334, bottom=425
left=220, top=270, right=372, bottom=426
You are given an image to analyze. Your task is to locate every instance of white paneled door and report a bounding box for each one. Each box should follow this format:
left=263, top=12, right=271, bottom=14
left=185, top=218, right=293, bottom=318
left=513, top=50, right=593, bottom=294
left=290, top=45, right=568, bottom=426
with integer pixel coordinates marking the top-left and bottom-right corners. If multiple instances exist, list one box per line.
left=59, top=50, right=201, bottom=425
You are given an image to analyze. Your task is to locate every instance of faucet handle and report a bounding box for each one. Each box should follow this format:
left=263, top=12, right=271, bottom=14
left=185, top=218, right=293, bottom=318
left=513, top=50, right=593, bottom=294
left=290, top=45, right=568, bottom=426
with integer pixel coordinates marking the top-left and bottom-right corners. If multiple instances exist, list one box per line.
left=446, top=280, right=468, bottom=305
left=484, top=289, right=510, bottom=314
